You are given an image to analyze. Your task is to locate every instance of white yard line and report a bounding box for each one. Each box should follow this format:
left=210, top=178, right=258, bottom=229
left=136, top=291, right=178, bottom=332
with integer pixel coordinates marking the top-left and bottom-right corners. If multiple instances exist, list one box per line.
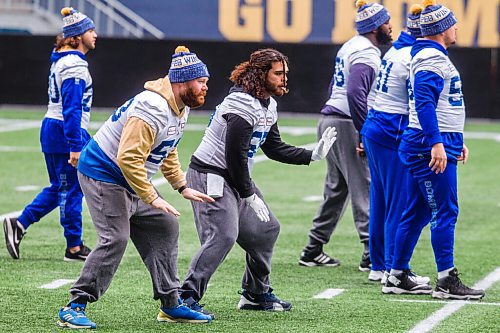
left=313, top=288, right=345, bottom=299
left=391, top=299, right=500, bottom=306
left=39, top=279, right=76, bottom=289
left=408, top=267, right=500, bottom=333
left=1, top=118, right=499, bottom=140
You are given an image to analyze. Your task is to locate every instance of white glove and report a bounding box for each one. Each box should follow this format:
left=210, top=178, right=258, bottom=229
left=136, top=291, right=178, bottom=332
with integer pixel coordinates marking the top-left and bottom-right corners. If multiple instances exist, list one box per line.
left=311, top=126, right=337, bottom=161
left=243, top=193, right=270, bottom=223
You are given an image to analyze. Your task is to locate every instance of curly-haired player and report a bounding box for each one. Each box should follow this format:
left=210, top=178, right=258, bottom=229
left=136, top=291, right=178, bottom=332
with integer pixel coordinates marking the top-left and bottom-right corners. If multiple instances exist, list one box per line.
left=178, top=48, right=337, bottom=317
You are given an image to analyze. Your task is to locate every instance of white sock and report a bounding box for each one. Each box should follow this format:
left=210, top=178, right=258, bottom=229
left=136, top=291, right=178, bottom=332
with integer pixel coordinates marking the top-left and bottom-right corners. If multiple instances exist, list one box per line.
left=390, top=269, right=403, bottom=275
left=438, top=267, right=454, bottom=279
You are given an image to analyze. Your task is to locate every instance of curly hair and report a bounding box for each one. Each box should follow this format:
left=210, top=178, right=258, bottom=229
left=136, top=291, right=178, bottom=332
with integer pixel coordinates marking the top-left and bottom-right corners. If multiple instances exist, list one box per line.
left=229, top=48, right=289, bottom=99
left=54, top=34, right=81, bottom=51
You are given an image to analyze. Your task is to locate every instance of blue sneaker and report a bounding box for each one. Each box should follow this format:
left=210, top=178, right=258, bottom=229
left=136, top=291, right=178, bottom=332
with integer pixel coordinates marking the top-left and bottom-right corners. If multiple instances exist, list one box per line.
left=182, top=296, right=215, bottom=320
left=237, top=289, right=292, bottom=311
left=157, top=303, right=212, bottom=323
left=57, top=303, right=96, bottom=329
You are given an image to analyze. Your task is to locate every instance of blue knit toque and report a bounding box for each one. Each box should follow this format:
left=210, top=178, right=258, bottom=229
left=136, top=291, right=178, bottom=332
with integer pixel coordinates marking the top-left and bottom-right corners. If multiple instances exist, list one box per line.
left=61, top=7, right=95, bottom=38
left=407, top=4, right=424, bottom=38
left=168, top=46, right=209, bottom=83
left=420, top=1, right=457, bottom=36
left=355, top=0, right=391, bottom=34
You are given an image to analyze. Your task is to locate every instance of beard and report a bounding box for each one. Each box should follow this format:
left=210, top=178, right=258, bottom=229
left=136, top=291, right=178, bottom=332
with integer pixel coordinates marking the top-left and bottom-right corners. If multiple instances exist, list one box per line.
left=376, top=29, right=392, bottom=46
left=265, top=81, right=286, bottom=97
left=181, top=86, right=205, bottom=108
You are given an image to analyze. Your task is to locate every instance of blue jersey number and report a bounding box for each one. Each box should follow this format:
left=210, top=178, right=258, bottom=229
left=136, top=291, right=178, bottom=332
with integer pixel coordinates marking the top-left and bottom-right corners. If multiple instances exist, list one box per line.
left=376, top=60, right=393, bottom=93
left=112, top=98, right=134, bottom=122
left=48, top=73, right=60, bottom=103
left=147, top=138, right=181, bottom=164
left=248, top=131, right=268, bottom=158
left=407, top=79, right=414, bottom=102
left=448, top=76, right=464, bottom=107
left=333, top=57, right=345, bottom=87
left=82, top=85, right=93, bottom=112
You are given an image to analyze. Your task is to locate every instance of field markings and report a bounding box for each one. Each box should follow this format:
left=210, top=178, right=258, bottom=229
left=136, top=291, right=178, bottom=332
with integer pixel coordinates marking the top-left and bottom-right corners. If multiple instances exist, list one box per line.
left=407, top=267, right=500, bottom=333
left=39, top=279, right=76, bottom=289
left=391, top=299, right=500, bottom=306
left=313, top=288, right=345, bottom=299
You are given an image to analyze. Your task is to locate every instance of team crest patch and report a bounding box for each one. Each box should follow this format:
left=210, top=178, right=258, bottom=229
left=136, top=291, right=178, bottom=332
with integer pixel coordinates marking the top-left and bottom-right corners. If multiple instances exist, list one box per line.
left=258, top=117, right=265, bottom=126
left=167, top=126, right=177, bottom=135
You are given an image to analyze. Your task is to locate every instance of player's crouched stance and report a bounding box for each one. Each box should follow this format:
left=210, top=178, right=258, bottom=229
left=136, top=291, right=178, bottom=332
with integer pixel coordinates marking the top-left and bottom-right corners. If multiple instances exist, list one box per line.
left=56, top=46, right=214, bottom=329
left=178, top=48, right=337, bottom=318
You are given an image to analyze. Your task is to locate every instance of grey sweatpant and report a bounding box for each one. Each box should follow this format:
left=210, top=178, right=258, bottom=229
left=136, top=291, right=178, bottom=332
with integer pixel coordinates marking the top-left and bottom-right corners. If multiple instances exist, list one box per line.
left=305, top=115, right=370, bottom=253
left=181, top=168, right=280, bottom=301
left=69, top=173, right=180, bottom=308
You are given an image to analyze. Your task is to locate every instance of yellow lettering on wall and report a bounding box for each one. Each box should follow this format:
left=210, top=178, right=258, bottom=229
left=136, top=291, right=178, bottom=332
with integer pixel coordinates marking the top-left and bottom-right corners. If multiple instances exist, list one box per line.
left=219, top=0, right=264, bottom=42
left=441, top=0, right=500, bottom=47
left=332, top=0, right=357, bottom=44
left=267, top=0, right=312, bottom=42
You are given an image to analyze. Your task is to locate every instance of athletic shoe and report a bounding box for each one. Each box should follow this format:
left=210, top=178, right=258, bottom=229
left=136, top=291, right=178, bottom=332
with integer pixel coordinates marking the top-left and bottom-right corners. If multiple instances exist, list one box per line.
left=358, top=253, right=371, bottom=272
left=405, top=269, right=431, bottom=285
left=237, top=289, right=292, bottom=311
left=298, top=250, right=340, bottom=267
left=381, top=271, right=389, bottom=285
left=368, top=270, right=385, bottom=282
left=157, top=303, right=212, bottom=323
left=182, top=296, right=215, bottom=320
left=382, top=271, right=432, bottom=295
left=64, top=244, right=92, bottom=262
left=3, top=216, right=25, bottom=259
left=432, top=268, right=485, bottom=300
left=57, top=303, right=96, bottom=329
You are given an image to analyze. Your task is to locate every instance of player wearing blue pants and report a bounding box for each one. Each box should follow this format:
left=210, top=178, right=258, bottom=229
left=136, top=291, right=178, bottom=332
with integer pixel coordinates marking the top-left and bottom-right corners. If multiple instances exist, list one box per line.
left=383, top=0, right=484, bottom=300
left=3, top=7, right=96, bottom=261
left=361, top=5, right=429, bottom=285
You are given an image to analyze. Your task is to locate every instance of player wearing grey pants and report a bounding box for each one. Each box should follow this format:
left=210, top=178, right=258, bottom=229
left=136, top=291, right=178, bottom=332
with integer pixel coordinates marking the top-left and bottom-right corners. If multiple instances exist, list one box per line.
left=69, top=174, right=181, bottom=307
left=300, top=1, right=393, bottom=270
left=179, top=49, right=337, bottom=315
left=302, top=115, right=370, bottom=262
left=182, top=169, right=279, bottom=298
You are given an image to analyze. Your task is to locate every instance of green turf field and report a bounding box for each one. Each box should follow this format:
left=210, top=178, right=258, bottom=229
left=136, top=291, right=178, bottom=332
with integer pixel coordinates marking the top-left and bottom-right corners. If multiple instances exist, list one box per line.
left=0, top=108, right=499, bottom=332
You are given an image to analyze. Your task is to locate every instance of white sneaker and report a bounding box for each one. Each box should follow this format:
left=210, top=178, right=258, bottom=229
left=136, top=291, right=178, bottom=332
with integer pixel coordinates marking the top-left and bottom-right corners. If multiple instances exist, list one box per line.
left=368, top=270, right=385, bottom=281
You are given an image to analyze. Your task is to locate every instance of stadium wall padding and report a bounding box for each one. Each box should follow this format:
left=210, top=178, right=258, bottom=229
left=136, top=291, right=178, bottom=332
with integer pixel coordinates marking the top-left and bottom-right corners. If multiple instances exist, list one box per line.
left=0, top=35, right=498, bottom=119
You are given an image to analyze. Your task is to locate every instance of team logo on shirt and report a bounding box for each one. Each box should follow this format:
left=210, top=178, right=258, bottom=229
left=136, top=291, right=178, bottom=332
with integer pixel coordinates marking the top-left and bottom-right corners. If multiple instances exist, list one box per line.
left=167, top=126, right=177, bottom=136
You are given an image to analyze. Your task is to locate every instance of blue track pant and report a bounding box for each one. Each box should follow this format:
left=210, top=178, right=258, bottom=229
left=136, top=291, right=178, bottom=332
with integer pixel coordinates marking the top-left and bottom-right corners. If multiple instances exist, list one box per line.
left=392, top=150, right=458, bottom=272
left=363, top=137, right=411, bottom=271
left=18, top=153, right=84, bottom=248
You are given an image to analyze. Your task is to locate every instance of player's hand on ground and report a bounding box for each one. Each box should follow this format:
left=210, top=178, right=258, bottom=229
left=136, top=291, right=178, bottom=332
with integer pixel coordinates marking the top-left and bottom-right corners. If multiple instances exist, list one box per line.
left=151, top=197, right=180, bottom=217
left=181, top=187, right=215, bottom=203
left=68, top=151, right=81, bottom=168
left=311, top=126, right=337, bottom=161
left=243, top=193, right=270, bottom=222
left=457, top=143, right=469, bottom=164
left=430, top=143, right=447, bottom=173
left=356, top=142, right=365, bottom=156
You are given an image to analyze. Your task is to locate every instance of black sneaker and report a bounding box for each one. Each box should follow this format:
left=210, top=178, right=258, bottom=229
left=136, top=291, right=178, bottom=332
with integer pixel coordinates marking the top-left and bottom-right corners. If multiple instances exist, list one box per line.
left=64, top=244, right=92, bottom=262
left=359, top=253, right=371, bottom=272
left=237, top=289, right=292, bottom=311
left=298, top=250, right=340, bottom=267
left=432, top=268, right=485, bottom=300
left=3, top=216, right=25, bottom=259
left=382, top=271, right=433, bottom=295
left=183, top=296, right=215, bottom=320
